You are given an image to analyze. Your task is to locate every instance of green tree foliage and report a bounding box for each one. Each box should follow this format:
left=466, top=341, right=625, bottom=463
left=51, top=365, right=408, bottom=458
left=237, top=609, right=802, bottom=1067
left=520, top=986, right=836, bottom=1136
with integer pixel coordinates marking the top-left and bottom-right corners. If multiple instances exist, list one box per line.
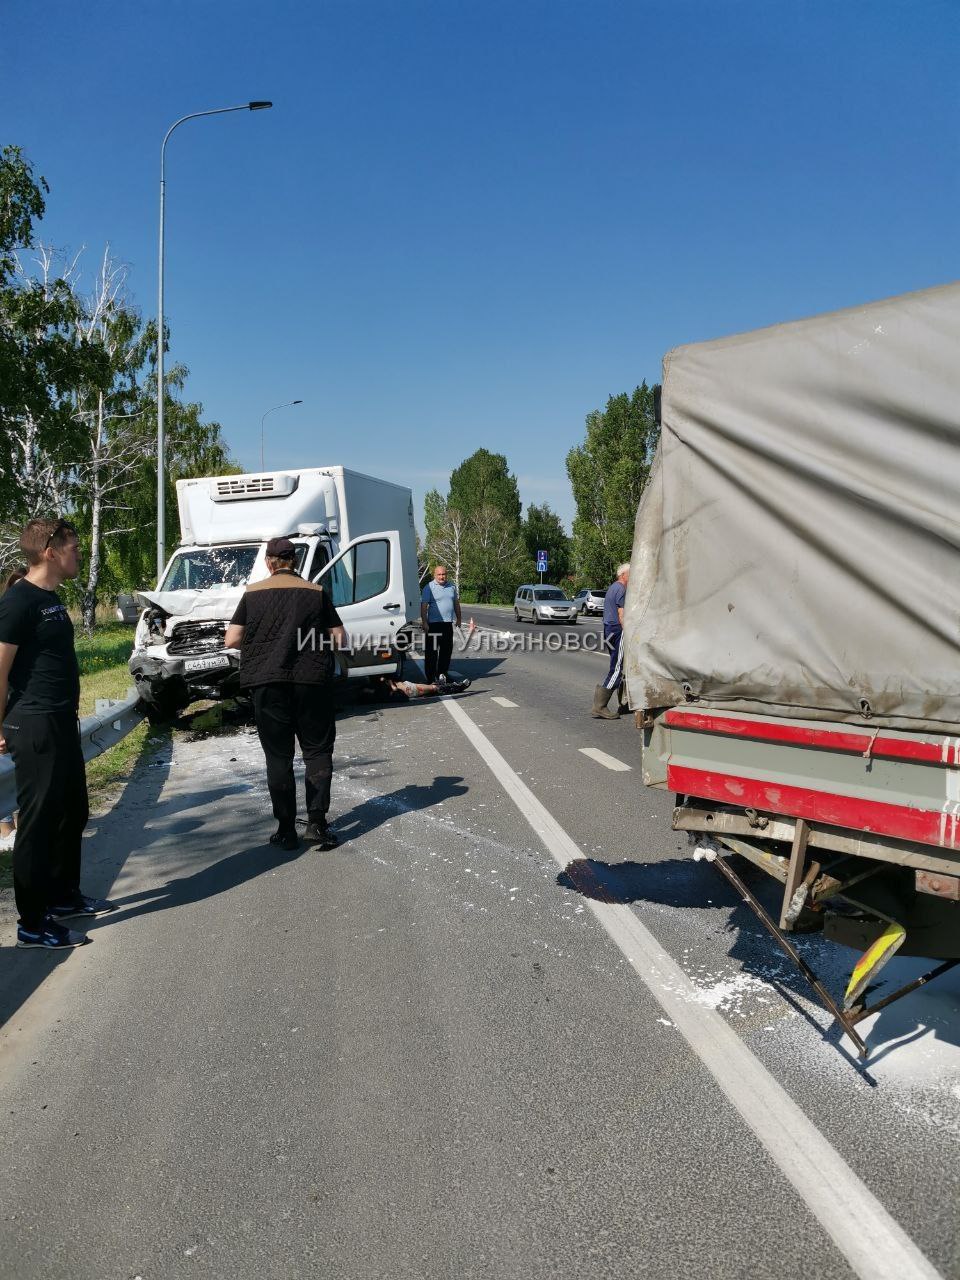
left=0, top=147, right=102, bottom=527
left=440, top=449, right=524, bottom=602
left=566, top=384, right=659, bottom=585
left=0, top=145, right=236, bottom=606
left=67, top=255, right=154, bottom=628
left=521, top=503, right=571, bottom=582
left=423, top=488, right=447, bottom=560
left=448, top=448, right=521, bottom=527
left=105, top=356, right=236, bottom=593
left=422, top=489, right=467, bottom=588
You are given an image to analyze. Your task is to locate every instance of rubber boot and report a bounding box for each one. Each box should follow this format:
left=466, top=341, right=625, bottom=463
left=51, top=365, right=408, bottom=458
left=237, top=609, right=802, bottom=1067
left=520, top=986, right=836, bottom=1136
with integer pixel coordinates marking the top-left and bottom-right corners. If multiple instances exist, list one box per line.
left=591, top=684, right=618, bottom=719
left=617, top=683, right=628, bottom=714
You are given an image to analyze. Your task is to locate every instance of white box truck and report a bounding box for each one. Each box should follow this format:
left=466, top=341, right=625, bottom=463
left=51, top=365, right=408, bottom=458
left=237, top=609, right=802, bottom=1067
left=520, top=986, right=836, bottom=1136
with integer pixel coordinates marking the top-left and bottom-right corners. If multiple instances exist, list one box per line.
left=129, top=466, right=419, bottom=720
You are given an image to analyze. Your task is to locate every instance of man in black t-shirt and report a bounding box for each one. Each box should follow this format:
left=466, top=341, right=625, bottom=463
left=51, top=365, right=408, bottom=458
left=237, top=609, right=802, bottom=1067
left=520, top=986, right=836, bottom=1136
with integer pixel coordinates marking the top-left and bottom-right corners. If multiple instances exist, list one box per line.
left=0, top=518, right=115, bottom=949
left=225, top=536, right=348, bottom=851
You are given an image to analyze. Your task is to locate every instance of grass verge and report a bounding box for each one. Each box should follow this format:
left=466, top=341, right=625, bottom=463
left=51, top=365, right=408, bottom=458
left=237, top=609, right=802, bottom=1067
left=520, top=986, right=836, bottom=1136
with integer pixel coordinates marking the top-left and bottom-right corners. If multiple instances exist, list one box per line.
left=0, top=621, right=166, bottom=891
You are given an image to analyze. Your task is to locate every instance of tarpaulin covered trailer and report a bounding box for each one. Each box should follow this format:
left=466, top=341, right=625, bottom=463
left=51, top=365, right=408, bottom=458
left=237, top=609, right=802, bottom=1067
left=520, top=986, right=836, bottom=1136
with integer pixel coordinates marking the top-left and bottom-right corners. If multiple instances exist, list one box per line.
left=625, top=282, right=960, bottom=1055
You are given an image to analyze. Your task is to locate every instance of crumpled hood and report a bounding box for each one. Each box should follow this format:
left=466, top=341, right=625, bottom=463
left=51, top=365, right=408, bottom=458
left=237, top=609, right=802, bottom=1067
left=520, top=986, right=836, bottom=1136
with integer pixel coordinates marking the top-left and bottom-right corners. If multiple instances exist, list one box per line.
left=136, top=588, right=244, bottom=622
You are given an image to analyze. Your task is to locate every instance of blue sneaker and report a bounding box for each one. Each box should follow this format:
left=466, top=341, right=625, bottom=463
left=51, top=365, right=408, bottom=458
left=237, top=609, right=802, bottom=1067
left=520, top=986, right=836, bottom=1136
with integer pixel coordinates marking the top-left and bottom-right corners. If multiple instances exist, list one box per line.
left=17, top=919, right=90, bottom=949
left=49, top=895, right=116, bottom=919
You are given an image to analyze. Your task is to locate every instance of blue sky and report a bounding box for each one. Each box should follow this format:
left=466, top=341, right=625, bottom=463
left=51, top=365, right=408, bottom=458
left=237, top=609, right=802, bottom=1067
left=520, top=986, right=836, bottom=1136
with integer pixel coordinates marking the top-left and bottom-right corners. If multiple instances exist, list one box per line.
left=4, top=0, right=958, bottom=532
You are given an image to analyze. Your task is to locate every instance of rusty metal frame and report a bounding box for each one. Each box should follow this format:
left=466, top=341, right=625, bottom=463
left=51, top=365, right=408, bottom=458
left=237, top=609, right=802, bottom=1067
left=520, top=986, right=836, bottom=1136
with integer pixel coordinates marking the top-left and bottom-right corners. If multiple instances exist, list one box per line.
left=780, top=818, right=818, bottom=930
left=703, top=851, right=870, bottom=1058
left=673, top=803, right=960, bottom=876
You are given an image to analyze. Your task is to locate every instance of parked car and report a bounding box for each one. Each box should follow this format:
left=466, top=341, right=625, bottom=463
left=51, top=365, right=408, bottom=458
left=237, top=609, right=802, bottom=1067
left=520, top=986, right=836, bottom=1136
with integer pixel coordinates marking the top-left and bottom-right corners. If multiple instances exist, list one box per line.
left=116, top=593, right=141, bottom=624
left=573, top=588, right=605, bottom=616
left=514, top=585, right=579, bottom=623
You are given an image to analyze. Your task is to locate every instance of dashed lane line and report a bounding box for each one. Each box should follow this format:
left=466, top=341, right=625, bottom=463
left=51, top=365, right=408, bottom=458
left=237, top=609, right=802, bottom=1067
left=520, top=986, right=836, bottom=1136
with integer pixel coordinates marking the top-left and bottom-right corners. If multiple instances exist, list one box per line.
left=578, top=746, right=632, bottom=772
left=491, top=696, right=518, bottom=708
left=436, top=690, right=943, bottom=1280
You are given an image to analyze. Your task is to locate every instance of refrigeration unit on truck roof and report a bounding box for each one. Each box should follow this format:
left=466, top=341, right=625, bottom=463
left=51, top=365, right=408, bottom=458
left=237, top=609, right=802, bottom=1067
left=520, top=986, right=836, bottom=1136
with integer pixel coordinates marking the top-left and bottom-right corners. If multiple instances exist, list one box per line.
left=175, top=466, right=414, bottom=547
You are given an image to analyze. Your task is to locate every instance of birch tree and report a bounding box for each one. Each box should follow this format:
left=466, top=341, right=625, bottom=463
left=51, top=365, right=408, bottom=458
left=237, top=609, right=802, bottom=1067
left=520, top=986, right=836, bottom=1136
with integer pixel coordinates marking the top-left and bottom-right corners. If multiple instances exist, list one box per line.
left=0, top=148, right=94, bottom=567
left=0, top=145, right=236, bottom=606
left=464, top=504, right=524, bottom=603
left=69, top=249, right=153, bottom=629
left=423, top=490, right=466, bottom=587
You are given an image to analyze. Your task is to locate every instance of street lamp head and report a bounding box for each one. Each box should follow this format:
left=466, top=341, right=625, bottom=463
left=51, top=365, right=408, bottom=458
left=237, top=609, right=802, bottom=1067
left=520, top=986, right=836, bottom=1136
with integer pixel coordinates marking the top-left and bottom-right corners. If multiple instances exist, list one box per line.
left=249, top=101, right=273, bottom=111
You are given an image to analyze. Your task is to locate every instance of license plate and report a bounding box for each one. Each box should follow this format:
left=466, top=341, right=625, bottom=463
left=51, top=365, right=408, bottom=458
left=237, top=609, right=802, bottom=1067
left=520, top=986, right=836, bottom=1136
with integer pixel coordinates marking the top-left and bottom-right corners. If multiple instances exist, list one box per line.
left=183, top=654, right=232, bottom=674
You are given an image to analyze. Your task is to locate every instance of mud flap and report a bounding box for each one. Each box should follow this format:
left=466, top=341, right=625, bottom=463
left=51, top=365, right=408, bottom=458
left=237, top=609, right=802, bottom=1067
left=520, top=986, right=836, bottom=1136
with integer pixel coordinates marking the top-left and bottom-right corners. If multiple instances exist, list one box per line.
left=843, top=921, right=907, bottom=1011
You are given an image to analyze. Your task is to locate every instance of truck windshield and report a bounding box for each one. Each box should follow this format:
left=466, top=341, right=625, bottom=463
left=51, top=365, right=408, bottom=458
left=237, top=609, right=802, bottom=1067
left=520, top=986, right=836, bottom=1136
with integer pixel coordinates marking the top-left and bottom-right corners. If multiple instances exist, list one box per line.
left=159, top=544, right=306, bottom=591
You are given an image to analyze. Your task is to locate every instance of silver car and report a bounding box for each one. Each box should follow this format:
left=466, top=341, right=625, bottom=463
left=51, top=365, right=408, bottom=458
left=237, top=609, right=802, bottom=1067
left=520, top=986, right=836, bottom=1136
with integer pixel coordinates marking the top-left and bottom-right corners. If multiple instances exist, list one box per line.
left=573, top=588, right=605, bottom=616
left=514, top=585, right=579, bottom=624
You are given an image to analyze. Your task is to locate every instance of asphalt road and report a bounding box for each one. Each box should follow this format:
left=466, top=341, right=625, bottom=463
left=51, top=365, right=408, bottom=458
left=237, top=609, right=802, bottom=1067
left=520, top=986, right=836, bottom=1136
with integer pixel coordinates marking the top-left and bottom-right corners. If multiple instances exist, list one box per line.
left=0, top=611, right=958, bottom=1280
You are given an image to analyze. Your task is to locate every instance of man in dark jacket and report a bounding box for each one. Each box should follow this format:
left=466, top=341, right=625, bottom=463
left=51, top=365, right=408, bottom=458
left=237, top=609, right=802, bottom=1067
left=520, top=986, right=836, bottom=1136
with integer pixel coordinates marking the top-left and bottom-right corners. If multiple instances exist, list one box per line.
left=225, top=537, right=348, bottom=851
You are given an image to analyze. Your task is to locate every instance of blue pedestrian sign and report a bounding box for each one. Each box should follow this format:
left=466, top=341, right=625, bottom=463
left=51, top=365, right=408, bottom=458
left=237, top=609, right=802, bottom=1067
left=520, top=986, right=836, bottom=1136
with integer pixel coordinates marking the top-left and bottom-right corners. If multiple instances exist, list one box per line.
left=536, top=550, right=548, bottom=574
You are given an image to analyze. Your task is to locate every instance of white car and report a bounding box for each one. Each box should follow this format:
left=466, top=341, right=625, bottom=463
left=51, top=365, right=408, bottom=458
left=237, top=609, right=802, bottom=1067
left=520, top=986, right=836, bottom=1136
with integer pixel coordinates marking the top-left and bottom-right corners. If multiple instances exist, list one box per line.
left=514, top=585, right=579, bottom=624
left=573, top=588, right=605, bottom=616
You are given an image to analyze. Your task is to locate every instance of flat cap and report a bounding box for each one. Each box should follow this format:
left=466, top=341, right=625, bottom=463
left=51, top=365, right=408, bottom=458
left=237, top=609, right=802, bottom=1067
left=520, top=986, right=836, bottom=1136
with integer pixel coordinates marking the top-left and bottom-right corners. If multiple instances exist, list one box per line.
left=265, top=536, right=295, bottom=558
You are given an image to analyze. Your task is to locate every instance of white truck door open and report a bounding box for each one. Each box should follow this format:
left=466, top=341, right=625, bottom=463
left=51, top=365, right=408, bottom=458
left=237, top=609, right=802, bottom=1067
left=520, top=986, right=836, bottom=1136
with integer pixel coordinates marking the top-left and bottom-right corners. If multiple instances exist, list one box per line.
left=312, top=530, right=406, bottom=674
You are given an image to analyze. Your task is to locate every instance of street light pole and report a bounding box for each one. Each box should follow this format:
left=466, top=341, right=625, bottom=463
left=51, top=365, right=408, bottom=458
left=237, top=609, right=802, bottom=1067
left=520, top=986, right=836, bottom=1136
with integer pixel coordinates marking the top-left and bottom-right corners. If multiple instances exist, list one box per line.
left=156, top=100, right=273, bottom=583
left=260, top=400, right=303, bottom=471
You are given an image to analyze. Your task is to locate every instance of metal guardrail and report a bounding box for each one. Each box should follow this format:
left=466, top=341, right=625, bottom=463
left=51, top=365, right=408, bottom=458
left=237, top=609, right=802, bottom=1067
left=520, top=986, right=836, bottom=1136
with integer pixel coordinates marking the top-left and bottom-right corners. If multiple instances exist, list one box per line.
left=0, top=688, right=144, bottom=818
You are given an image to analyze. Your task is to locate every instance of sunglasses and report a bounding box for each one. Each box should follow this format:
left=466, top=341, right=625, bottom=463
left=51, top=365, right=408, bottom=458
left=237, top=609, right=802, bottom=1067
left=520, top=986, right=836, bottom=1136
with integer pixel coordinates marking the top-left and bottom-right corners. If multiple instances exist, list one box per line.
left=44, top=520, right=74, bottom=551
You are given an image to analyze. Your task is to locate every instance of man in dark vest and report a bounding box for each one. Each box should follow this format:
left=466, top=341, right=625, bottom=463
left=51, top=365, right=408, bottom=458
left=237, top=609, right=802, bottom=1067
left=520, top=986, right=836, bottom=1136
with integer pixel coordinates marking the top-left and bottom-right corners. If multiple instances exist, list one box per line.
left=225, top=536, right=347, bottom=851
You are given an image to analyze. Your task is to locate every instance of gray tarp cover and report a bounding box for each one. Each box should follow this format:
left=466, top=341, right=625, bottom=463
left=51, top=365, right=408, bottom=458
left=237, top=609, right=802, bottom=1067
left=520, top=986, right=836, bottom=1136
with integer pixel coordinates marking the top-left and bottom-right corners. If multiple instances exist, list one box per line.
left=624, top=281, right=960, bottom=731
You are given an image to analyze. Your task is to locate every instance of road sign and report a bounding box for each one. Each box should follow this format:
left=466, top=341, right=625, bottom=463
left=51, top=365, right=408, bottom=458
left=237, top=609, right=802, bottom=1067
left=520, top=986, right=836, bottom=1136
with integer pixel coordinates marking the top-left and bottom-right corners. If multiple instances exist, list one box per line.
left=536, top=551, right=548, bottom=574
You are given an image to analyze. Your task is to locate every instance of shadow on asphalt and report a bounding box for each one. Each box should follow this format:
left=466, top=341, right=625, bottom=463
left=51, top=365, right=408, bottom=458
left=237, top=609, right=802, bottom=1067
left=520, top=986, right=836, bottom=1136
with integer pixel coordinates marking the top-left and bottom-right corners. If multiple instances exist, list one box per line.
left=332, top=775, right=468, bottom=842
left=86, top=837, right=306, bottom=930
left=557, top=855, right=742, bottom=910
left=0, top=728, right=173, bottom=1032
left=78, top=775, right=469, bottom=928
left=334, top=689, right=486, bottom=728
left=554, top=855, right=951, bottom=1075
left=0, top=675, right=478, bottom=1032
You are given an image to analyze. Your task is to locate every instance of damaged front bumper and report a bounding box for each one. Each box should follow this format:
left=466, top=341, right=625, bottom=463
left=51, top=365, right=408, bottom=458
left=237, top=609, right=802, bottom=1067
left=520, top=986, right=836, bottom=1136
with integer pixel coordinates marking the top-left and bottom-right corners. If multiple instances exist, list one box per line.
left=129, top=644, right=242, bottom=718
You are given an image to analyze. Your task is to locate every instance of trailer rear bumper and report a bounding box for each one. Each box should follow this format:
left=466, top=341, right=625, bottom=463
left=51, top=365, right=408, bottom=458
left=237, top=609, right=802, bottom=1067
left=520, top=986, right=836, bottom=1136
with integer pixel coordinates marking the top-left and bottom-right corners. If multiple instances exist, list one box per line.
left=647, top=705, right=960, bottom=853
left=644, top=706, right=960, bottom=1054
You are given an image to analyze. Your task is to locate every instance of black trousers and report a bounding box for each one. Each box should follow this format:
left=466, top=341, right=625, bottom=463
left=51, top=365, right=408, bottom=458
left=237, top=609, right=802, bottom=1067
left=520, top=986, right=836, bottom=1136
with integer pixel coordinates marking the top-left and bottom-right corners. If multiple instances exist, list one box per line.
left=424, top=622, right=454, bottom=682
left=251, top=682, right=336, bottom=832
left=5, top=711, right=89, bottom=929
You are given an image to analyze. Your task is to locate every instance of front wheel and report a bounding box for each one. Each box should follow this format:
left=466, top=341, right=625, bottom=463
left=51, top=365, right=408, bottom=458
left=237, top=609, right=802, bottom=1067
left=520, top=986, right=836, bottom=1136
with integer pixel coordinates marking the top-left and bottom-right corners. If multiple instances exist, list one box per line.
left=514, top=608, right=520, bottom=621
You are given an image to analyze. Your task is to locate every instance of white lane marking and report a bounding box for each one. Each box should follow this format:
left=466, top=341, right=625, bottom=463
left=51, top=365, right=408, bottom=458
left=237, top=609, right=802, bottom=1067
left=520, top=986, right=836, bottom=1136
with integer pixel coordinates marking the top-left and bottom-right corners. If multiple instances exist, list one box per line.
left=579, top=747, right=631, bottom=772
left=491, top=696, right=518, bottom=708
left=438, top=692, right=943, bottom=1280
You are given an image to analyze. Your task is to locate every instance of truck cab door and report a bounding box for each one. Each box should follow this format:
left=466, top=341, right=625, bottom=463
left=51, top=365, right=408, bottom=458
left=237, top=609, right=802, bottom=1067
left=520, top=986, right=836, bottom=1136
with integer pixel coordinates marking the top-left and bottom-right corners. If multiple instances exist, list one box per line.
left=312, top=530, right=405, bottom=674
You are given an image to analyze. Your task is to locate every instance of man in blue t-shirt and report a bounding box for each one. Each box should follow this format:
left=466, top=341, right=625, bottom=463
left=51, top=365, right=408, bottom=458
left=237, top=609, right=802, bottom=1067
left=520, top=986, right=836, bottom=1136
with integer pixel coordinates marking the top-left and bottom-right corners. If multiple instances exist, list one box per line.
left=591, top=562, right=630, bottom=719
left=420, top=565, right=462, bottom=682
